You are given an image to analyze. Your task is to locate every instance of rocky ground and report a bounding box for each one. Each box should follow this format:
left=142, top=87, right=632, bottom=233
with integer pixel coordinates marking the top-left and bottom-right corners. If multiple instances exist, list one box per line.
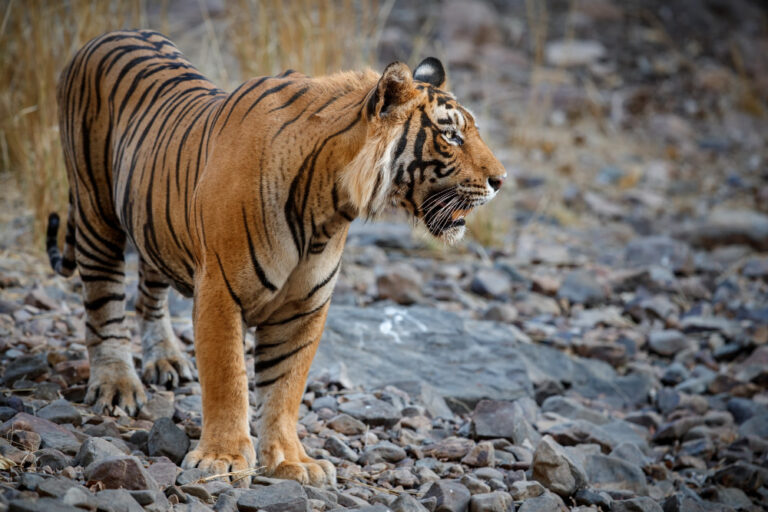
left=1, top=0, right=768, bottom=511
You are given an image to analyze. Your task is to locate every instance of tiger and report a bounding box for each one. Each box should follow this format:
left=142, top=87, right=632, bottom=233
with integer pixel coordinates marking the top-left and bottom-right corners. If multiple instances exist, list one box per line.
left=47, top=30, right=506, bottom=486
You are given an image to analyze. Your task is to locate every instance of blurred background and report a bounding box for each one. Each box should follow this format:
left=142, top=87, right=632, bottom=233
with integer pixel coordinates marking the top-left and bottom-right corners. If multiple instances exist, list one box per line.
left=2, top=0, right=766, bottom=252
left=1, top=3, right=768, bottom=508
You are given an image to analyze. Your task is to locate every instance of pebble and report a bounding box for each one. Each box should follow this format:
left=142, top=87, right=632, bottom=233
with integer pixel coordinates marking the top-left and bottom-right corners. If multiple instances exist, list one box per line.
left=423, top=480, right=471, bottom=512
left=147, top=417, right=190, bottom=464
left=84, top=456, right=159, bottom=490
left=531, top=436, right=588, bottom=497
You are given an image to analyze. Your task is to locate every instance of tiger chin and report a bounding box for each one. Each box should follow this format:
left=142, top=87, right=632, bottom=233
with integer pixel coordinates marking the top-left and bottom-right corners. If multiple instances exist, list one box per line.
left=47, top=30, right=505, bottom=488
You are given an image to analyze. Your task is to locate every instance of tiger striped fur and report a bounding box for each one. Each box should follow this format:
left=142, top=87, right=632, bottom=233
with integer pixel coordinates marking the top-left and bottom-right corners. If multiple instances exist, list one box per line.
left=47, top=30, right=506, bottom=486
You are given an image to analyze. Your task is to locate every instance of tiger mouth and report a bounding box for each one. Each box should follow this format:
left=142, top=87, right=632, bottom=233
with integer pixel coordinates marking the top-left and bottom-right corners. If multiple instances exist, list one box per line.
left=421, top=188, right=474, bottom=236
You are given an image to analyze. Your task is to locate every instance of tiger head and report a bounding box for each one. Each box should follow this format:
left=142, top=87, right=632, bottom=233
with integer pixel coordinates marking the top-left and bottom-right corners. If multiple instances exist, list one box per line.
left=342, top=57, right=507, bottom=244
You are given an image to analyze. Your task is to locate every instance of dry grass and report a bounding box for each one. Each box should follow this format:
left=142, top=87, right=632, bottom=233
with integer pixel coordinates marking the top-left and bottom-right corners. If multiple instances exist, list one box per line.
left=0, top=0, right=385, bottom=243
left=0, top=0, right=146, bottom=240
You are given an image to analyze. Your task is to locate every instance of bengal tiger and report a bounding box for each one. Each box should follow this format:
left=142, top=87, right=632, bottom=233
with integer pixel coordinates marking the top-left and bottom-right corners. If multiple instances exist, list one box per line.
left=47, top=30, right=506, bottom=486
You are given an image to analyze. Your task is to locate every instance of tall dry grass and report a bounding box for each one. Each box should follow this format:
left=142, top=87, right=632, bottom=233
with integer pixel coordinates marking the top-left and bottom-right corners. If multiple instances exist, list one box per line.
left=0, top=0, right=147, bottom=241
left=0, top=0, right=387, bottom=244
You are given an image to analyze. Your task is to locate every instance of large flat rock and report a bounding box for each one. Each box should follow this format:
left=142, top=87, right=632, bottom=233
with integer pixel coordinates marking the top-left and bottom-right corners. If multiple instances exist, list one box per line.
left=314, top=304, right=651, bottom=411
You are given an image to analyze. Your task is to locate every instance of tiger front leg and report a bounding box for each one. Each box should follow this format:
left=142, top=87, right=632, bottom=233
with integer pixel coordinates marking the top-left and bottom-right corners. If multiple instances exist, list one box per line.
left=253, top=301, right=336, bottom=487
left=180, top=268, right=255, bottom=484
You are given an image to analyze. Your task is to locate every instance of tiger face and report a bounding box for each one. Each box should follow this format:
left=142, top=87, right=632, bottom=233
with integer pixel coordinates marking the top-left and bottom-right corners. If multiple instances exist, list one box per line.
left=359, top=57, right=507, bottom=244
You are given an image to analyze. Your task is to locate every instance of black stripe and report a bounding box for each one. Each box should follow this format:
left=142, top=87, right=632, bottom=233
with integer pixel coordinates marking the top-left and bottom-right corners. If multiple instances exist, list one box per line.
left=84, top=293, right=125, bottom=311
left=261, top=298, right=329, bottom=327
left=269, top=86, right=309, bottom=113
left=305, top=259, right=341, bottom=299
left=241, top=81, right=294, bottom=121
left=254, top=340, right=312, bottom=373
left=215, top=252, right=243, bottom=310
left=255, top=372, right=287, bottom=388
left=241, top=207, right=277, bottom=291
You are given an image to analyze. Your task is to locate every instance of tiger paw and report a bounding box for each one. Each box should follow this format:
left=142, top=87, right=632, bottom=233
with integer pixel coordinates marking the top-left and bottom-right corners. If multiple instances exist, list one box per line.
left=141, top=345, right=195, bottom=388
left=140, top=322, right=195, bottom=388
left=266, top=458, right=336, bottom=487
left=181, top=437, right=256, bottom=487
left=85, top=361, right=146, bottom=416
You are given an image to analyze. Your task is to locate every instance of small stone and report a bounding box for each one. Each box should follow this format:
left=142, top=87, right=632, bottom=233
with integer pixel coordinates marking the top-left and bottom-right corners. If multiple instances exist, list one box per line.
left=324, top=436, right=358, bottom=462
left=177, top=468, right=206, bottom=486
left=508, top=480, right=545, bottom=501
left=461, top=442, right=494, bottom=467
left=8, top=497, right=82, bottom=512
left=648, top=330, right=696, bottom=356
left=468, top=492, right=512, bottom=512
left=532, top=435, right=588, bottom=497
left=516, top=492, right=566, bottom=512
left=236, top=481, right=309, bottom=512
left=610, top=497, right=663, bottom=512
left=37, top=476, right=82, bottom=498
left=471, top=400, right=519, bottom=440
left=376, top=263, right=423, bottom=305
left=147, top=460, right=179, bottom=488
left=54, top=359, right=90, bottom=386
left=581, top=454, right=647, bottom=495
left=2, top=353, right=49, bottom=384
left=338, top=398, right=400, bottom=428
left=139, top=393, right=175, bottom=421
left=738, top=413, right=768, bottom=438
left=0, top=412, right=80, bottom=455
left=391, top=493, right=429, bottom=512
left=573, top=488, right=612, bottom=509
left=423, top=480, right=471, bottom=512
left=85, top=456, right=159, bottom=490
left=94, top=489, right=144, bottom=512
left=624, top=236, right=694, bottom=274
left=24, top=287, right=59, bottom=310
left=11, top=430, right=41, bottom=451
left=557, top=271, right=606, bottom=305
left=147, top=417, right=190, bottom=464
left=75, top=437, right=126, bottom=467
left=34, top=448, right=71, bottom=471
left=37, top=399, right=82, bottom=426
left=460, top=474, right=491, bottom=495
left=482, top=303, right=518, bottom=323
left=181, top=484, right=213, bottom=504
left=540, top=396, right=609, bottom=425
left=423, top=437, right=475, bottom=461
left=470, top=269, right=511, bottom=300
left=327, top=413, right=367, bottom=435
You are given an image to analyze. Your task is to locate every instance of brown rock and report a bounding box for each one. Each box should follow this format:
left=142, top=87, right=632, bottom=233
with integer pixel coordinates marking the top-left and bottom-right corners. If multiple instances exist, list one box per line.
left=85, top=456, right=159, bottom=490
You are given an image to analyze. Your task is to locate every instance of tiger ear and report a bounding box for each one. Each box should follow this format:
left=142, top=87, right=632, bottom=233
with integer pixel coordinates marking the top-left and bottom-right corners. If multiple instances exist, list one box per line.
left=367, top=62, right=415, bottom=118
left=413, top=57, right=447, bottom=89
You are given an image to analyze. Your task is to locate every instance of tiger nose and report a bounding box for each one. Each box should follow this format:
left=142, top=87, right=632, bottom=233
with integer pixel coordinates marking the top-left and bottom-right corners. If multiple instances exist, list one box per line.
left=487, top=173, right=506, bottom=191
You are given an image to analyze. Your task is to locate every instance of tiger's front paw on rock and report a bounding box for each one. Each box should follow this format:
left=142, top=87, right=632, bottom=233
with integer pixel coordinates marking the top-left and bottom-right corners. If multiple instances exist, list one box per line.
left=266, top=457, right=336, bottom=487
left=85, top=362, right=146, bottom=416
left=181, top=438, right=256, bottom=487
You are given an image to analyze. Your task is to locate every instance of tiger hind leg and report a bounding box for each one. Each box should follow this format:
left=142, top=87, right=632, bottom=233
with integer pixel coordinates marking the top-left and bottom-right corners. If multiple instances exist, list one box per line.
left=77, top=222, right=146, bottom=416
left=136, top=260, right=195, bottom=387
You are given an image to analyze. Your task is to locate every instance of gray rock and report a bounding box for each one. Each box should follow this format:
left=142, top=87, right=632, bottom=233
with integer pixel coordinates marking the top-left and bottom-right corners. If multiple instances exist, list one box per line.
left=338, top=398, right=400, bottom=428
left=423, top=480, right=471, bottom=512
left=315, top=304, right=647, bottom=412
left=471, top=400, right=538, bottom=445
left=738, top=413, right=768, bottom=438
left=482, top=303, right=518, bottom=323
left=573, top=488, right=612, bottom=509
left=541, top=396, right=610, bottom=425
left=177, top=468, right=206, bottom=485
left=391, top=494, right=429, bottom=512
left=624, top=236, right=694, bottom=274
left=37, top=399, right=82, bottom=426
left=364, top=441, right=406, bottom=463
left=647, top=330, right=696, bottom=356
left=8, top=498, right=82, bottom=512
left=460, top=474, right=491, bottom=495
left=0, top=412, right=81, bottom=455
left=324, top=436, right=358, bottom=462
left=676, top=209, right=768, bottom=251
left=532, top=436, right=588, bottom=497
left=389, top=381, right=454, bottom=419
left=557, top=271, right=606, bottom=305
left=326, top=413, right=367, bottom=435
left=461, top=442, right=494, bottom=467
left=376, top=263, right=423, bottom=305
left=138, top=393, right=175, bottom=421
left=470, top=269, right=511, bottom=300
left=609, top=443, right=649, bottom=469
left=311, top=395, right=338, bottom=412
left=147, top=417, right=190, bottom=464
left=147, top=460, right=179, bottom=488
left=581, top=454, right=647, bottom=495
left=237, top=481, right=308, bottom=512
left=84, top=456, right=159, bottom=490
left=94, top=489, right=144, bottom=512
left=61, top=486, right=97, bottom=510
left=34, top=448, right=70, bottom=471
left=468, top=492, right=512, bottom=512
left=2, top=353, right=49, bottom=384
left=36, top=477, right=82, bottom=498
left=347, top=221, right=422, bottom=250
left=516, top=492, right=566, bottom=512
left=508, top=480, right=545, bottom=501
left=610, top=497, right=662, bottom=512
left=75, top=437, right=125, bottom=467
